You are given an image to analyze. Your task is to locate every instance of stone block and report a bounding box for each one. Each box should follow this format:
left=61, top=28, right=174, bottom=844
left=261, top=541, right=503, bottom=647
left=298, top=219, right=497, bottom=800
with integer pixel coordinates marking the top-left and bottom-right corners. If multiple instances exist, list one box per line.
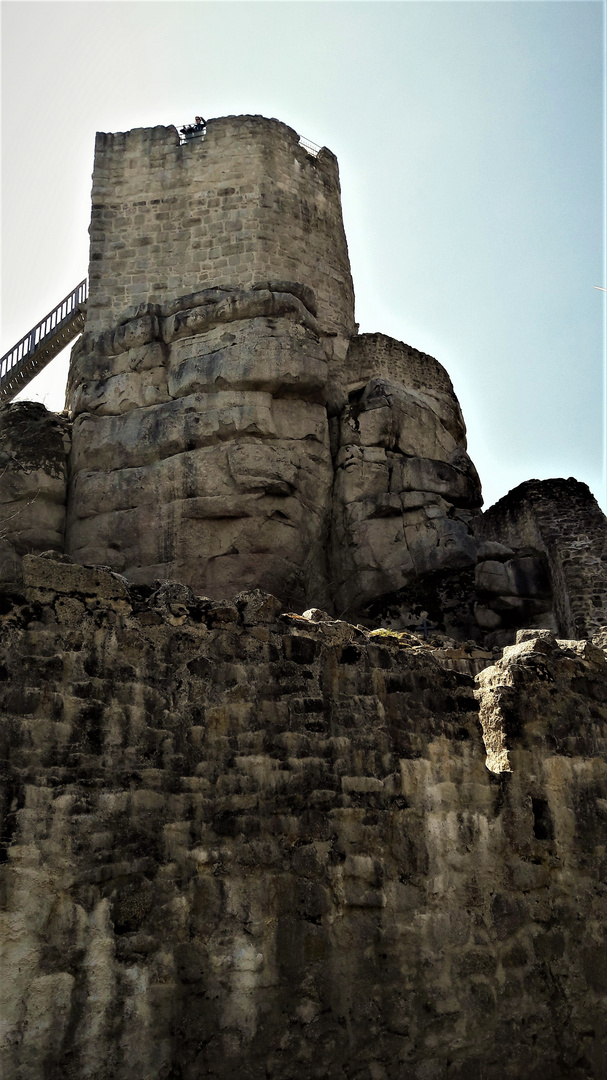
left=22, top=554, right=130, bottom=600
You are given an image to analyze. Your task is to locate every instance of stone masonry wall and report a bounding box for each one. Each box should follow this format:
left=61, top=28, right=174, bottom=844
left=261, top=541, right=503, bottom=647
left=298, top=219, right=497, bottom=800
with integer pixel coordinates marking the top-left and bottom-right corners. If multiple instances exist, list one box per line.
left=476, top=479, right=607, bottom=640
left=87, top=116, right=355, bottom=341
left=336, top=334, right=458, bottom=402
left=2, top=554, right=607, bottom=1079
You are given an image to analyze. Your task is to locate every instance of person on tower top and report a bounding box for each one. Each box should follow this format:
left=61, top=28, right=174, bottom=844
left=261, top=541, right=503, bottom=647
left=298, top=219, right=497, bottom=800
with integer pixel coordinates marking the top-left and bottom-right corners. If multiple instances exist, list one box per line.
left=180, top=116, right=206, bottom=136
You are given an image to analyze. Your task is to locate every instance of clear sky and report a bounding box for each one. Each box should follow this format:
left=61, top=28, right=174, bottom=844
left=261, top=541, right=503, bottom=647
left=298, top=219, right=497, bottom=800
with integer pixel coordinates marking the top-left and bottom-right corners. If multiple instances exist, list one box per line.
left=1, top=0, right=605, bottom=511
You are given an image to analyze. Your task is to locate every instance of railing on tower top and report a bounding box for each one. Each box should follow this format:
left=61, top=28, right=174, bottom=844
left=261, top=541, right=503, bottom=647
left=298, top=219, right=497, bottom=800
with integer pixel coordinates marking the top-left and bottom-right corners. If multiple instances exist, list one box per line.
left=298, top=135, right=322, bottom=158
left=177, top=120, right=321, bottom=157
left=0, top=279, right=88, bottom=404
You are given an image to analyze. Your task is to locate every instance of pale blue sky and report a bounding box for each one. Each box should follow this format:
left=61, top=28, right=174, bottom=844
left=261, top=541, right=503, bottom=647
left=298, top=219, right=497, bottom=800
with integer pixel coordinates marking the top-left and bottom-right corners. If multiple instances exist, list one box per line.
left=1, top=0, right=605, bottom=511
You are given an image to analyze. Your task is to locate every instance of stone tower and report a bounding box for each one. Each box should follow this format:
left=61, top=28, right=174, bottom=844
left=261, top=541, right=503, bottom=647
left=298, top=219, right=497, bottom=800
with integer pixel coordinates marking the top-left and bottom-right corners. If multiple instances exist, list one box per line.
left=85, top=116, right=355, bottom=341
left=64, top=115, right=482, bottom=615
left=3, top=114, right=605, bottom=643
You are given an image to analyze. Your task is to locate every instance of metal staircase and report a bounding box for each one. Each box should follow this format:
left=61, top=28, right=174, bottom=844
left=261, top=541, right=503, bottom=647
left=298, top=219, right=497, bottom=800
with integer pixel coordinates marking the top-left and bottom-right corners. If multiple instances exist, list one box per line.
left=0, top=279, right=88, bottom=404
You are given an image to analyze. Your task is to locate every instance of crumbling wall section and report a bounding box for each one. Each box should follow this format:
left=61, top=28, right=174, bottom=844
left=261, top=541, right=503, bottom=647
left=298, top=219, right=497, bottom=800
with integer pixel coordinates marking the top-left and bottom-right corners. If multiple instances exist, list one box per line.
left=337, top=334, right=458, bottom=402
left=477, top=479, right=607, bottom=639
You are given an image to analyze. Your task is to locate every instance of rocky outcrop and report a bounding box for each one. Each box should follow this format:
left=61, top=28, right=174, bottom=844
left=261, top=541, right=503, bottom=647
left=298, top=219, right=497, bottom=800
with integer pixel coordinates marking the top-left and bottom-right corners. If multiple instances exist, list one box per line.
left=331, top=386, right=481, bottom=616
left=329, top=335, right=482, bottom=621
left=68, top=116, right=489, bottom=625
left=0, top=403, right=71, bottom=586
left=65, top=284, right=334, bottom=610
left=2, top=555, right=607, bottom=1079
left=6, top=118, right=607, bottom=648
left=64, top=286, right=483, bottom=620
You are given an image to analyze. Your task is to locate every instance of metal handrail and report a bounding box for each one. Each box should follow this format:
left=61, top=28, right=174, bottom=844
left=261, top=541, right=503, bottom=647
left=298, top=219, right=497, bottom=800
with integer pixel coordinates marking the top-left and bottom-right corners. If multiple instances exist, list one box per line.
left=299, top=135, right=322, bottom=158
left=0, top=279, right=88, bottom=389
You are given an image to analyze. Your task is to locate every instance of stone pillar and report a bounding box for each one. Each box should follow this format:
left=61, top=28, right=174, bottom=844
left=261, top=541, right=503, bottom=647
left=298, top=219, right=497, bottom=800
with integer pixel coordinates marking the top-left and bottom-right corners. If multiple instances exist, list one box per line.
left=329, top=334, right=482, bottom=621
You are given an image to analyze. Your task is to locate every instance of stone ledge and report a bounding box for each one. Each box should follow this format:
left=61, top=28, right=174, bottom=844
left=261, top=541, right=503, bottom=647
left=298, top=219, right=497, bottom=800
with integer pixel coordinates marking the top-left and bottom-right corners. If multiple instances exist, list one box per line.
left=22, top=553, right=130, bottom=600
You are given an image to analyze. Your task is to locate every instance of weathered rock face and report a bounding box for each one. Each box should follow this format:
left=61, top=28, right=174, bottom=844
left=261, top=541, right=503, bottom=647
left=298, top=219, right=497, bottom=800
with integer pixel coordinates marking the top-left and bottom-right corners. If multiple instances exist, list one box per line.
left=330, top=336, right=482, bottom=618
left=67, top=116, right=485, bottom=620
left=0, top=403, right=71, bottom=586
left=66, top=284, right=334, bottom=609
left=65, top=315, right=483, bottom=616
left=2, top=554, right=607, bottom=1079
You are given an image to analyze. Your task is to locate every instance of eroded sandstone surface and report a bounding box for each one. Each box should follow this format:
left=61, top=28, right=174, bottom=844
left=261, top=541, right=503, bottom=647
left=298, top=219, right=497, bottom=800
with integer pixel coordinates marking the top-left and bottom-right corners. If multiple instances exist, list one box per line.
left=59, top=115, right=487, bottom=624
left=65, top=284, right=334, bottom=610
left=330, top=335, right=482, bottom=616
left=0, top=403, right=70, bottom=586
left=63, top=285, right=481, bottom=620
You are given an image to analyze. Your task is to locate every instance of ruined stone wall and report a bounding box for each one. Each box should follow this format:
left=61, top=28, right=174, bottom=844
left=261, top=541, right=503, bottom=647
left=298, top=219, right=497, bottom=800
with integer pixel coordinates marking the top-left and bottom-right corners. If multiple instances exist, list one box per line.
left=2, top=554, right=607, bottom=1079
left=476, top=479, right=607, bottom=640
left=87, top=116, right=355, bottom=339
left=336, top=334, right=457, bottom=400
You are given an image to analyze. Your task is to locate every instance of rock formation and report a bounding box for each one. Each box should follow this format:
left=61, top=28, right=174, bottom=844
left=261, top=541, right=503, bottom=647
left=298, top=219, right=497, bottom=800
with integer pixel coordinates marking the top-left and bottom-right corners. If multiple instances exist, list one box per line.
left=55, top=116, right=484, bottom=622
left=330, top=334, right=481, bottom=617
left=66, top=283, right=335, bottom=609
left=2, top=116, right=602, bottom=646
left=2, top=115, right=607, bottom=1079
left=0, top=402, right=70, bottom=586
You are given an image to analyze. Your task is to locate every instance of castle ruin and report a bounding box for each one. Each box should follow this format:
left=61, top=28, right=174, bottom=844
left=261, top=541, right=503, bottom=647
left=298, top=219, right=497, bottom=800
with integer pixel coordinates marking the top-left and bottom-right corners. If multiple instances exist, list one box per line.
left=2, top=116, right=607, bottom=1079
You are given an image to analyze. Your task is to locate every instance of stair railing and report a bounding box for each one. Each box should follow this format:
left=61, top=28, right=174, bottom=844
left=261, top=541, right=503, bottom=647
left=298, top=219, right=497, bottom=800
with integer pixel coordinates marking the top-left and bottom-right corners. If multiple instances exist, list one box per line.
left=0, top=279, right=88, bottom=395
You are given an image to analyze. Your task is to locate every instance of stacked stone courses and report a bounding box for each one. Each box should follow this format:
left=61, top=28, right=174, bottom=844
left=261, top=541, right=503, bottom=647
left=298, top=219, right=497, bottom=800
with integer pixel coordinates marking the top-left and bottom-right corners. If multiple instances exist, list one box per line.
left=88, top=116, right=355, bottom=340
left=477, top=479, right=607, bottom=640
left=3, top=557, right=607, bottom=1078
left=341, top=333, right=457, bottom=399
